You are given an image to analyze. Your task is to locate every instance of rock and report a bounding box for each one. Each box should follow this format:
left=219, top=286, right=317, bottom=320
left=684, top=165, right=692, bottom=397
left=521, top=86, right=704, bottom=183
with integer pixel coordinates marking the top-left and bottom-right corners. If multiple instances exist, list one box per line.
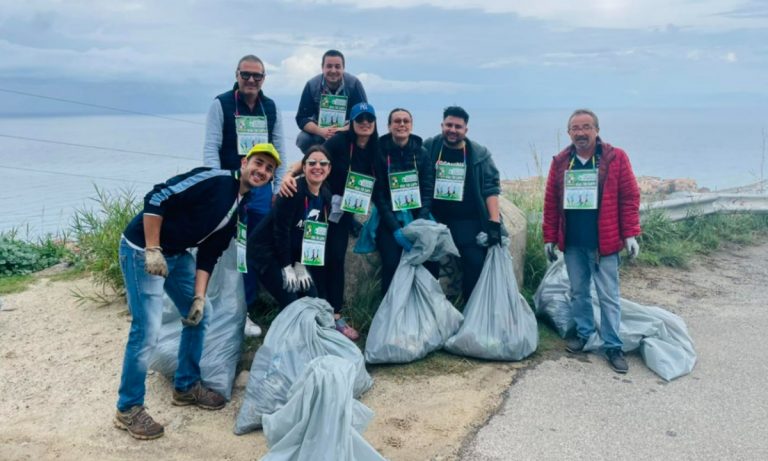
left=637, top=176, right=698, bottom=196
left=34, top=262, right=72, bottom=277
left=343, top=197, right=528, bottom=302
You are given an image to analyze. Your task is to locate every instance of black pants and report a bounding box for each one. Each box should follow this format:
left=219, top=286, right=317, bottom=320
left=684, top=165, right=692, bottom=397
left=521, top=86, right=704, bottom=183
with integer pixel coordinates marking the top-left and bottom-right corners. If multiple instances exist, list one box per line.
left=376, top=227, right=440, bottom=295
left=443, top=219, right=488, bottom=302
left=321, top=215, right=351, bottom=313
left=257, top=262, right=320, bottom=309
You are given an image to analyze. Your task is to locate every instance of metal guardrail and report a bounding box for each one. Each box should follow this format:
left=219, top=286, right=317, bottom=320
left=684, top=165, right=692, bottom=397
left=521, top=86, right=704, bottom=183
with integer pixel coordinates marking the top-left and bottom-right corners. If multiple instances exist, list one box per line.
left=641, top=181, right=768, bottom=222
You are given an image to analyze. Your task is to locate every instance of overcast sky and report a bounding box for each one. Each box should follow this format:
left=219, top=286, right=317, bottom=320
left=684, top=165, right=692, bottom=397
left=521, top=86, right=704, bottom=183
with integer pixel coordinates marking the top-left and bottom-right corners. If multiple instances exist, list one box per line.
left=1, top=0, right=767, bottom=116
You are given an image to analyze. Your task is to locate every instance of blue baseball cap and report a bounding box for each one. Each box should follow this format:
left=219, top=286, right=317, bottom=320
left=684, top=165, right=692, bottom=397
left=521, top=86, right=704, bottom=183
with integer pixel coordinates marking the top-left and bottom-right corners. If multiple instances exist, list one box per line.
left=350, top=102, right=376, bottom=121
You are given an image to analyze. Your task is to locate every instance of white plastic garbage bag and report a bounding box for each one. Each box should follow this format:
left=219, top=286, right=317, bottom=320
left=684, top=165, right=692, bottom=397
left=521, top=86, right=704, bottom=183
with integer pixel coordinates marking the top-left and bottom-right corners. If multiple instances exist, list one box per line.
left=235, top=297, right=373, bottom=435
left=148, top=239, right=248, bottom=400
left=260, top=356, right=386, bottom=461
left=445, top=235, right=538, bottom=361
left=533, top=258, right=697, bottom=380
left=364, top=219, right=464, bottom=364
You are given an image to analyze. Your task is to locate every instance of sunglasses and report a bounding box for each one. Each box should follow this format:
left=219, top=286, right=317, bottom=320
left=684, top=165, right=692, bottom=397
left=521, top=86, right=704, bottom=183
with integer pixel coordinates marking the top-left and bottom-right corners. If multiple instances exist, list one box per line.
left=355, top=114, right=376, bottom=123
left=305, top=159, right=330, bottom=167
left=239, top=71, right=265, bottom=82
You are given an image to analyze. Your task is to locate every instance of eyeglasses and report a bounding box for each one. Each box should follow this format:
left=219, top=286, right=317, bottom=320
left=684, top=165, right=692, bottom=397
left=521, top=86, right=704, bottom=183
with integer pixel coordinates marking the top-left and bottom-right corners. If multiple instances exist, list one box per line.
left=305, top=159, right=330, bottom=167
left=239, top=71, right=265, bottom=82
left=569, top=124, right=595, bottom=133
left=391, top=118, right=411, bottom=125
left=355, top=114, right=376, bottom=123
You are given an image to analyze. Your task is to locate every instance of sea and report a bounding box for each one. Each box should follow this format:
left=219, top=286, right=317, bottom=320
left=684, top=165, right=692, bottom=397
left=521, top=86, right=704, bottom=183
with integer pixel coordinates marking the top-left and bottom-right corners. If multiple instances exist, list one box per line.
left=1, top=107, right=767, bottom=238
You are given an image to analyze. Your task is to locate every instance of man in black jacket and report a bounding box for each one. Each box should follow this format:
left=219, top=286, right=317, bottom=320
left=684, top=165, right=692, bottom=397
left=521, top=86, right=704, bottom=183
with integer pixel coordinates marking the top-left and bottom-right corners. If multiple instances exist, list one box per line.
left=114, top=144, right=280, bottom=440
left=424, top=106, right=502, bottom=302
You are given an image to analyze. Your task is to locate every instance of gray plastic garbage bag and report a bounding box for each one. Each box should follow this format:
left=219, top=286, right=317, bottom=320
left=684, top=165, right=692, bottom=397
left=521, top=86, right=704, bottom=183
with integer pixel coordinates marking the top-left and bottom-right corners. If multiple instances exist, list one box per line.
left=364, top=219, right=464, bottom=364
left=261, top=356, right=386, bottom=461
left=532, top=258, right=575, bottom=338
left=235, top=297, right=373, bottom=435
left=533, top=258, right=697, bottom=380
left=148, top=238, right=247, bottom=400
left=445, top=235, right=538, bottom=361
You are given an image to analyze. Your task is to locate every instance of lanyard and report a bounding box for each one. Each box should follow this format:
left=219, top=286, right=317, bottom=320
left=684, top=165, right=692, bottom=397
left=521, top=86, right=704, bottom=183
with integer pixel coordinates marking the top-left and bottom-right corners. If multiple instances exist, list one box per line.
left=349, top=142, right=375, bottom=176
left=234, top=90, right=265, bottom=117
left=321, top=77, right=347, bottom=97
left=568, top=154, right=597, bottom=171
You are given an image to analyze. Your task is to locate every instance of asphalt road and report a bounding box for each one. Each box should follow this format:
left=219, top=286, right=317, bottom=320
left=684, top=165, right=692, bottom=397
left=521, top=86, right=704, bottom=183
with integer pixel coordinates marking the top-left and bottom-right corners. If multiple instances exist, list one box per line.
left=461, top=243, right=768, bottom=461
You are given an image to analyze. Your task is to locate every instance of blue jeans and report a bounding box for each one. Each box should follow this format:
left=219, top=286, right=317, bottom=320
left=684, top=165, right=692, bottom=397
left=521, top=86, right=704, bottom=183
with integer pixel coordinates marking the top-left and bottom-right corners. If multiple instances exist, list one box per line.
left=116, top=238, right=210, bottom=412
left=564, top=247, right=623, bottom=350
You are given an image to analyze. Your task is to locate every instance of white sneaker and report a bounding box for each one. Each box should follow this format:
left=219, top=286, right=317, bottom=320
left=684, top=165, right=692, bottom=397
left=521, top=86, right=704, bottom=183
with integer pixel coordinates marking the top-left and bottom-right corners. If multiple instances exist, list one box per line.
left=243, top=317, right=262, bottom=337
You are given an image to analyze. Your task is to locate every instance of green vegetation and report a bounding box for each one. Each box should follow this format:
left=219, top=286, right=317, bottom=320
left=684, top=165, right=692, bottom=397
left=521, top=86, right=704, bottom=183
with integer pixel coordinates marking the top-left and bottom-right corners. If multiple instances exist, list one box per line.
left=0, top=274, right=35, bottom=295
left=0, top=230, right=71, bottom=277
left=70, top=186, right=140, bottom=302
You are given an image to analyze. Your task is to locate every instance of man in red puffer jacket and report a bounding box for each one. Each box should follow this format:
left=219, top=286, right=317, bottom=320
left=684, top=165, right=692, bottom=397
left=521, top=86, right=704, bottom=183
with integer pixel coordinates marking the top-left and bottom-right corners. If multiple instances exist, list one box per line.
left=542, top=109, right=641, bottom=374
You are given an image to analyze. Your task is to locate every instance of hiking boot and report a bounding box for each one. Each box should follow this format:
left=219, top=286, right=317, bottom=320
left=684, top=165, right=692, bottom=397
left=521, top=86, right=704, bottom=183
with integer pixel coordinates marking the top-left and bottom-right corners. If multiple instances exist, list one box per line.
left=335, top=317, right=360, bottom=341
left=606, top=349, right=629, bottom=374
left=114, top=406, right=164, bottom=440
left=172, top=382, right=226, bottom=410
left=566, top=336, right=587, bottom=353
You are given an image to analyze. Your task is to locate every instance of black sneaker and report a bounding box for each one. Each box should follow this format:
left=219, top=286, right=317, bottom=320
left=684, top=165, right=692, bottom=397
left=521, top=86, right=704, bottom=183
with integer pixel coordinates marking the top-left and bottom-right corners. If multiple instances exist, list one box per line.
left=566, top=336, right=587, bottom=353
left=606, top=349, right=629, bottom=374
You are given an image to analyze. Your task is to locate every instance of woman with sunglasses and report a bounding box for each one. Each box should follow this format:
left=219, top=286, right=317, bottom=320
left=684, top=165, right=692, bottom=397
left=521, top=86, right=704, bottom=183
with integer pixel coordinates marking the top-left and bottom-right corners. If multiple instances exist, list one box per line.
left=279, top=102, right=379, bottom=340
left=373, top=108, right=438, bottom=294
left=247, top=146, right=333, bottom=308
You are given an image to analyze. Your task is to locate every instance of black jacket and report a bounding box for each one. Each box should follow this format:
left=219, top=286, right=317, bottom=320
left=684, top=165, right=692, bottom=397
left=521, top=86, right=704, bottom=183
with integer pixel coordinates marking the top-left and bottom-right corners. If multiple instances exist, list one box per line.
left=123, top=167, right=245, bottom=274
left=423, top=135, right=501, bottom=224
left=216, top=87, right=278, bottom=170
left=247, top=176, right=332, bottom=269
left=373, top=133, right=434, bottom=232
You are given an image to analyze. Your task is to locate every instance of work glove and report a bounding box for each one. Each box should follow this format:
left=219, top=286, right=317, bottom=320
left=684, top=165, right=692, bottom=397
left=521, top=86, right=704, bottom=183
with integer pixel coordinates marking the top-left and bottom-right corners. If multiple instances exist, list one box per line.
left=393, top=228, right=413, bottom=252
left=625, top=237, right=640, bottom=259
left=293, top=262, right=314, bottom=292
left=282, top=264, right=298, bottom=292
left=144, top=247, right=168, bottom=277
left=329, top=195, right=343, bottom=223
left=486, top=220, right=502, bottom=247
left=181, top=295, right=205, bottom=326
left=544, top=242, right=558, bottom=262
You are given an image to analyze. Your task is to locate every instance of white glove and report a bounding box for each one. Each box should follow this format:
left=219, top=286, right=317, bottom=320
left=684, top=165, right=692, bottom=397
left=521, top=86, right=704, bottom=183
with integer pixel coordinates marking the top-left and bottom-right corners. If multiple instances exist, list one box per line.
left=293, top=262, right=314, bottom=292
left=282, top=264, right=298, bottom=292
left=329, top=194, right=343, bottom=223
left=544, top=242, right=558, bottom=262
left=625, top=237, right=639, bottom=259
left=182, top=296, right=205, bottom=326
left=144, top=247, right=168, bottom=277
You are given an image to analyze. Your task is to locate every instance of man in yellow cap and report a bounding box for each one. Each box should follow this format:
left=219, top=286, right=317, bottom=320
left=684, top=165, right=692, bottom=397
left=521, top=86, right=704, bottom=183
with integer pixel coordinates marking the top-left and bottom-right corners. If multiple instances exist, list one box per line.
left=114, top=144, right=279, bottom=440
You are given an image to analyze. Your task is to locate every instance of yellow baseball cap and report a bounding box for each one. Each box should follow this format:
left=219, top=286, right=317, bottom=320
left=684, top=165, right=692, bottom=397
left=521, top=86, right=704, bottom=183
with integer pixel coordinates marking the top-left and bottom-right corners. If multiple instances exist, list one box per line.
left=246, top=143, right=282, bottom=167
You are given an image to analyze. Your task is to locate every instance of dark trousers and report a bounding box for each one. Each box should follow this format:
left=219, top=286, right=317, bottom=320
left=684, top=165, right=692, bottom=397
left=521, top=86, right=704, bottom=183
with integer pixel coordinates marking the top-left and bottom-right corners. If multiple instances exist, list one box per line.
left=321, top=215, right=351, bottom=313
left=257, top=262, right=321, bottom=309
left=443, top=219, right=488, bottom=302
left=376, top=228, right=440, bottom=295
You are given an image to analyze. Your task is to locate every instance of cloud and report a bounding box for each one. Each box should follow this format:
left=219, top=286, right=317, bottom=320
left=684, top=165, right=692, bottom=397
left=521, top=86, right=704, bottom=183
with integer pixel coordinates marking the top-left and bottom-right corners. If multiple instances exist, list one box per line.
left=357, top=73, right=479, bottom=94
left=279, top=0, right=766, bottom=29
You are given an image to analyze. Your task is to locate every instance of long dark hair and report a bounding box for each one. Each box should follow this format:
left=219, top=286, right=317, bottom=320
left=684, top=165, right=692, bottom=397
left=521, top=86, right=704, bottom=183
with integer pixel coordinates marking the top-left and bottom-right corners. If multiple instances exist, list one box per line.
left=347, top=116, right=380, bottom=152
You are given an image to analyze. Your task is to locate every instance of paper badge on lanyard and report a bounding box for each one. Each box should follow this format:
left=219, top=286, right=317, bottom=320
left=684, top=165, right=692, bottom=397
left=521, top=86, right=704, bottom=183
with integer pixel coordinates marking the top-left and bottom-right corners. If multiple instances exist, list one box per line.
left=341, top=171, right=375, bottom=215
left=389, top=170, right=421, bottom=211
left=236, top=116, right=268, bottom=157
left=319, top=94, right=348, bottom=128
left=301, top=221, right=328, bottom=266
left=434, top=162, right=465, bottom=201
left=563, top=169, right=598, bottom=210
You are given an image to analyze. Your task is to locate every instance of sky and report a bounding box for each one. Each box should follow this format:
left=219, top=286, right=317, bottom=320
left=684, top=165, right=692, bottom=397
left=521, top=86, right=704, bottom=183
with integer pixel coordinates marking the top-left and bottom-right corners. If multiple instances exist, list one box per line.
left=1, top=0, right=768, bottom=116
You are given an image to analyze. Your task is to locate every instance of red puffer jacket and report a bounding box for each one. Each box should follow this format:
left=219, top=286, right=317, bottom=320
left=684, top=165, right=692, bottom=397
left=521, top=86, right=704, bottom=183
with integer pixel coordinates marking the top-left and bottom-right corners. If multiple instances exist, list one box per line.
left=543, top=139, right=641, bottom=256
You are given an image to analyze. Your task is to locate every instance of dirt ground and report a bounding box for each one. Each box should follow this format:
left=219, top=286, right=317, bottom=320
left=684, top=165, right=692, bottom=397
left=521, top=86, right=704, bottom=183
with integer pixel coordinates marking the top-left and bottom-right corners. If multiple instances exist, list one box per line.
left=0, top=276, right=525, bottom=461
left=2, top=240, right=752, bottom=461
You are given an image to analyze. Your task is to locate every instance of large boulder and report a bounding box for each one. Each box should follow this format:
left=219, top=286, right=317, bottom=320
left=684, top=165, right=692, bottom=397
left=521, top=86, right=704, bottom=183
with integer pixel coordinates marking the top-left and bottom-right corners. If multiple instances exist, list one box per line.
left=343, top=197, right=527, bottom=301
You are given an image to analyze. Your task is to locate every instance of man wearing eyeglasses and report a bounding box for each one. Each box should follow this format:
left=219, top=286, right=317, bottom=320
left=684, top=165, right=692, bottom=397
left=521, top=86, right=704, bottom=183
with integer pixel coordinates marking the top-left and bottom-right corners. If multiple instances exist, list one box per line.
left=542, top=109, right=641, bottom=374
left=294, top=49, right=368, bottom=153
left=203, top=55, right=287, bottom=311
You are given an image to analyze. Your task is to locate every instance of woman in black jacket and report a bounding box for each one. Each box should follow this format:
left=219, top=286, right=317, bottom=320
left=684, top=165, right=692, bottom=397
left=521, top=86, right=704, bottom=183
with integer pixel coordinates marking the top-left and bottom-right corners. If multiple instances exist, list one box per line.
left=246, top=146, right=332, bottom=308
left=278, top=102, right=379, bottom=340
left=373, top=108, right=438, bottom=294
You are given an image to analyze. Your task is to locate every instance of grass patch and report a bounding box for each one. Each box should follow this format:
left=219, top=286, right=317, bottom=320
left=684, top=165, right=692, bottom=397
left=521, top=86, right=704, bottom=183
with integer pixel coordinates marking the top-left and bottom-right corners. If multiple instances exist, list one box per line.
left=70, top=186, right=140, bottom=304
left=0, top=274, right=35, bottom=295
left=369, top=350, right=479, bottom=381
